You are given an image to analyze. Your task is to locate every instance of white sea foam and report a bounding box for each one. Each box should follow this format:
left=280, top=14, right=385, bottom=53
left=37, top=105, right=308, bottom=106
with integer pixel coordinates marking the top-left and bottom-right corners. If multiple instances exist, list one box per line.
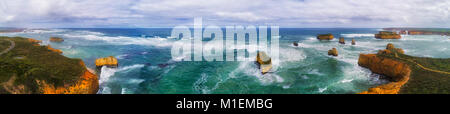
left=98, top=64, right=145, bottom=94
left=318, top=87, right=327, bottom=93
left=62, top=32, right=174, bottom=47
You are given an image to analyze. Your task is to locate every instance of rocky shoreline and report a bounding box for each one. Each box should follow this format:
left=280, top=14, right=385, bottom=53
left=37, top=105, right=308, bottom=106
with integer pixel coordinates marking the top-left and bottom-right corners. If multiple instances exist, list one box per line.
left=0, top=37, right=99, bottom=94
left=357, top=44, right=450, bottom=94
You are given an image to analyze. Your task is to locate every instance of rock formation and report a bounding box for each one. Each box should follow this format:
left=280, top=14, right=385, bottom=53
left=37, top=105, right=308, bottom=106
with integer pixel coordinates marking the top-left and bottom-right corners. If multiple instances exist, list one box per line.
left=28, top=38, right=42, bottom=46
left=256, top=52, right=272, bottom=74
left=328, top=48, right=338, bottom=56
left=46, top=45, right=63, bottom=54
left=49, top=37, right=64, bottom=43
left=0, top=37, right=99, bottom=94
left=379, top=43, right=404, bottom=54
left=339, top=37, right=345, bottom=44
left=293, top=42, right=298, bottom=46
left=36, top=61, right=99, bottom=94
left=317, top=34, right=334, bottom=40
left=375, top=31, right=401, bottom=39
left=358, top=54, right=411, bottom=94
left=351, top=38, right=356, bottom=45
left=95, top=56, right=118, bottom=67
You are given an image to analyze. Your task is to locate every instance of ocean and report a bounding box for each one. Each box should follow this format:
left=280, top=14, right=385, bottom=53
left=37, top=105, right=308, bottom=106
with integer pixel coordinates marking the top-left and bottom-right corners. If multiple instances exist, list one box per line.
left=1, top=28, right=449, bottom=94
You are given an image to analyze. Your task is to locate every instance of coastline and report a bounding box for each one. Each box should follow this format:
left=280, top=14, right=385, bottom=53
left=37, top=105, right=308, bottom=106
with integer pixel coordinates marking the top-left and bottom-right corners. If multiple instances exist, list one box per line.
left=358, top=44, right=450, bottom=94
left=0, top=36, right=99, bottom=94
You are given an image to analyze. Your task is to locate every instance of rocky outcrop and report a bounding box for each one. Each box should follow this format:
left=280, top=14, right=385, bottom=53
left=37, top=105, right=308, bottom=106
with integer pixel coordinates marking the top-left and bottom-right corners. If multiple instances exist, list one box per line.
left=95, top=56, right=118, bottom=67
left=36, top=61, right=99, bottom=94
left=339, top=37, right=345, bottom=44
left=26, top=38, right=63, bottom=54
left=256, top=52, right=272, bottom=74
left=379, top=43, right=404, bottom=54
left=328, top=48, right=338, bottom=56
left=358, top=54, right=411, bottom=94
left=49, top=37, right=64, bottom=43
left=293, top=42, right=298, bottom=46
left=351, top=38, right=356, bottom=45
left=317, top=34, right=334, bottom=40
left=28, top=38, right=42, bottom=46
left=375, top=31, right=401, bottom=39
left=46, top=45, right=63, bottom=54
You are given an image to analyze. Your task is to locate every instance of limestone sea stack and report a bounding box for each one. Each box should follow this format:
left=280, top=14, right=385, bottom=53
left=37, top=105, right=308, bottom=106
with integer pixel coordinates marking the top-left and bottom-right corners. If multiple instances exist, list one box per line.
left=317, top=34, right=334, bottom=40
left=375, top=31, right=401, bottom=39
left=95, top=56, right=118, bottom=68
left=49, top=37, right=64, bottom=43
left=328, top=48, right=338, bottom=56
left=339, top=37, right=345, bottom=44
left=256, top=52, right=272, bottom=74
left=351, top=38, right=356, bottom=45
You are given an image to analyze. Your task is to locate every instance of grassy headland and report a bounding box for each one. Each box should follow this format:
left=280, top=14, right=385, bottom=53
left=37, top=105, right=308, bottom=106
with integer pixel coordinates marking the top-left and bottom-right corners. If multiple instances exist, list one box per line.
left=0, top=36, right=92, bottom=94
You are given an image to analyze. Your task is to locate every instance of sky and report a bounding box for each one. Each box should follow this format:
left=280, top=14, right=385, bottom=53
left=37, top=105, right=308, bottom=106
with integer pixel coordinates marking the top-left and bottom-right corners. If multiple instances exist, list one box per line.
left=0, top=0, right=449, bottom=28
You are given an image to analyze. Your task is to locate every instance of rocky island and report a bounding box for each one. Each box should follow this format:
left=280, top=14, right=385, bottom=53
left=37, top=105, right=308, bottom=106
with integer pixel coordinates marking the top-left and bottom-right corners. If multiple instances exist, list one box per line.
left=0, top=36, right=98, bottom=94
left=317, top=34, right=334, bottom=40
left=49, top=37, right=64, bottom=43
left=375, top=31, right=401, bottom=39
left=358, top=43, right=450, bottom=94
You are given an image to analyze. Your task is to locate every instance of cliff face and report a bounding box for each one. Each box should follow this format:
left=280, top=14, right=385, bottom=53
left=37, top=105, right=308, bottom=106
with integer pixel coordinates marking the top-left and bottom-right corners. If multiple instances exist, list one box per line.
left=358, top=54, right=411, bottom=94
left=0, top=37, right=99, bottom=94
left=36, top=61, right=99, bottom=94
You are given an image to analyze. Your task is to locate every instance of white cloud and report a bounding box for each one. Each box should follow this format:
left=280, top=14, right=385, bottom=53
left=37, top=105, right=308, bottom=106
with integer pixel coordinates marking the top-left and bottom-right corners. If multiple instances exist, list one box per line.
left=0, top=0, right=449, bottom=28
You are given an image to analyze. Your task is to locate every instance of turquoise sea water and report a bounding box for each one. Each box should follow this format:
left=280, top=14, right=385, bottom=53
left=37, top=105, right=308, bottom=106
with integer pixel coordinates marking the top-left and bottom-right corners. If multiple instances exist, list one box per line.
left=1, top=28, right=449, bottom=94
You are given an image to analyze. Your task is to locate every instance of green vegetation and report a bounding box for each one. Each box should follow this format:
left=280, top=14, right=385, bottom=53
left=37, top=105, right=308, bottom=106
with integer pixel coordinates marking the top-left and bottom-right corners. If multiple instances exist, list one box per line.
left=377, top=49, right=450, bottom=94
left=0, top=36, right=85, bottom=94
left=378, top=31, right=398, bottom=35
left=0, top=39, right=9, bottom=51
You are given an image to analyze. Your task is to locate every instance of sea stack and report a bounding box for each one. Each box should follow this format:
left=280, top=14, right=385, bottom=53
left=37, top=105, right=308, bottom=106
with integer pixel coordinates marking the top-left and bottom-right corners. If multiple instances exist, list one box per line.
left=328, top=48, right=338, bottom=56
left=293, top=42, right=298, bottom=46
left=95, top=56, right=118, bottom=68
left=351, top=38, right=356, bottom=45
left=256, top=52, right=272, bottom=74
left=381, top=43, right=404, bottom=54
left=49, top=37, right=64, bottom=43
left=317, top=34, right=334, bottom=40
left=339, top=37, right=345, bottom=44
left=375, top=31, right=401, bottom=39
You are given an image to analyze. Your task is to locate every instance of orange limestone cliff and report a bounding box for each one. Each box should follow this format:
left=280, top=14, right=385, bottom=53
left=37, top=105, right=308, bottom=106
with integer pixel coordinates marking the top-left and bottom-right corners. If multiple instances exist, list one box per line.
left=358, top=47, right=411, bottom=94
left=375, top=31, right=401, bottom=39
left=36, top=61, right=99, bottom=94
left=46, top=45, right=63, bottom=54
left=27, top=38, right=63, bottom=54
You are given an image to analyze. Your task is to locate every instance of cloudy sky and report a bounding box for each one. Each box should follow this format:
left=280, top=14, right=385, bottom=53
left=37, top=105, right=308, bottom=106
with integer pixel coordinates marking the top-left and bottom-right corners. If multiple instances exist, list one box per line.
left=0, top=0, right=449, bottom=28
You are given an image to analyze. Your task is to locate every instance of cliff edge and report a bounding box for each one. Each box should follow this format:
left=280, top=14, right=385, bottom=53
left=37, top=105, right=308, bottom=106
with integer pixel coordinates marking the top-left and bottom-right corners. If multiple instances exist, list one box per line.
left=0, top=37, right=98, bottom=94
